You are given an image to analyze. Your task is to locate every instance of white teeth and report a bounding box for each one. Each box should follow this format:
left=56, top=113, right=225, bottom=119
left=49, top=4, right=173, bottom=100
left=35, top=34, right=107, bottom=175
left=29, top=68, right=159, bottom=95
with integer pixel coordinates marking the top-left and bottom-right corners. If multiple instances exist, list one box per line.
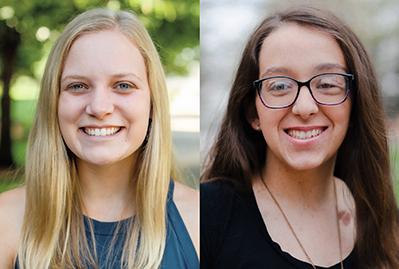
left=287, top=128, right=323, bottom=140
left=84, top=127, right=121, bottom=137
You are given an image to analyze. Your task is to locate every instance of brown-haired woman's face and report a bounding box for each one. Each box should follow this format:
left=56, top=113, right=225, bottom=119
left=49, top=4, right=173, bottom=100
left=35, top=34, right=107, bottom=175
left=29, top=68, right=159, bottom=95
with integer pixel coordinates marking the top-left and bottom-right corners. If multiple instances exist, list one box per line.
left=251, top=23, right=351, bottom=171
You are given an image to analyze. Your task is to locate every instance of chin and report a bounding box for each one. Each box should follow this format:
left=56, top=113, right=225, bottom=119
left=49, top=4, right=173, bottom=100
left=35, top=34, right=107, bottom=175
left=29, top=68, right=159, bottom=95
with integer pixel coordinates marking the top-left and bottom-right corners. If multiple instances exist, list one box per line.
left=79, top=153, right=128, bottom=167
left=286, top=158, right=324, bottom=171
left=85, top=158, right=119, bottom=166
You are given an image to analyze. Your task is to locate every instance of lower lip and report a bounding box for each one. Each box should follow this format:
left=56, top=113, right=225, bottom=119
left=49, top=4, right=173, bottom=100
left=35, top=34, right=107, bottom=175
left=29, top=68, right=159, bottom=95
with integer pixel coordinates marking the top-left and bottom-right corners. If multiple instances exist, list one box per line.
left=284, top=128, right=328, bottom=146
left=79, top=128, right=124, bottom=139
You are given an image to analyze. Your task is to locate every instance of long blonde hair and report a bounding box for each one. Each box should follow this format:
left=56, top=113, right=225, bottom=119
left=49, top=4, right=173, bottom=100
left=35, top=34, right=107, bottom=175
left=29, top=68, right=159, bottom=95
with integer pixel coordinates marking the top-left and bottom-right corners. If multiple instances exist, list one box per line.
left=18, top=8, right=174, bottom=269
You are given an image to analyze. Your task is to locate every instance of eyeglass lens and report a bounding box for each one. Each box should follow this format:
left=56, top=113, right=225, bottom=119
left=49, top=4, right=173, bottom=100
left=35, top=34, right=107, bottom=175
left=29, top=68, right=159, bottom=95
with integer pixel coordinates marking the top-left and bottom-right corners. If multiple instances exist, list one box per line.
left=258, top=74, right=349, bottom=108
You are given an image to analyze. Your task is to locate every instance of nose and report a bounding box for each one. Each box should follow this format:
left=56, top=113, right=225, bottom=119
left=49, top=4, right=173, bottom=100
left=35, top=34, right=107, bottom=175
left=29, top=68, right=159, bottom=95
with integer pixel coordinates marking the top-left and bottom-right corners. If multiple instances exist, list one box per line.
left=291, top=86, right=319, bottom=119
left=85, top=87, right=114, bottom=119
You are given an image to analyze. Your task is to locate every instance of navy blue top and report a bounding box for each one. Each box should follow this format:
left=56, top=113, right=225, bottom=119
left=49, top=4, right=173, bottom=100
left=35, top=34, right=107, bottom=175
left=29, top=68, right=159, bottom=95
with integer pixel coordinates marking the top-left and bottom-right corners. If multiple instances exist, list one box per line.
left=16, top=181, right=198, bottom=269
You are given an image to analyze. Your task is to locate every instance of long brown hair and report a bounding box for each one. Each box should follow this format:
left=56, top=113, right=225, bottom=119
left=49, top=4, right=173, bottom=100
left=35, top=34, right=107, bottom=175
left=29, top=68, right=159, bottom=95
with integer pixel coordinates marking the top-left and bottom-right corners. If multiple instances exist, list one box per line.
left=202, top=6, right=399, bottom=269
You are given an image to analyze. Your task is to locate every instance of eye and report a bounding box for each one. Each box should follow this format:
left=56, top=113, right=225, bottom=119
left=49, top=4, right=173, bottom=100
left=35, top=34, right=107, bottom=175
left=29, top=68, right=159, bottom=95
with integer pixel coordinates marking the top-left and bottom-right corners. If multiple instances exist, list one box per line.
left=265, top=79, right=294, bottom=92
left=316, top=79, right=341, bottom=89
left=272, top=82, right=290, bottom=91
left=114, top=82, right=137, bottom=91
left=66, top=83, right=88, bottom=92
left=318, top=83, right=335, bottom=89
left=314, top=75, right=345, bottom=90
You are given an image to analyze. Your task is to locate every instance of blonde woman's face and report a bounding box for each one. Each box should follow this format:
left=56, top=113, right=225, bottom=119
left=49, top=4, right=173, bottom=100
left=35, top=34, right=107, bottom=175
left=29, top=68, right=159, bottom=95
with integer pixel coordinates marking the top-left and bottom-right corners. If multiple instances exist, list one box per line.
left=251, top=23, right=351, bottom=171
left=58, top=30, right=151, bottom=166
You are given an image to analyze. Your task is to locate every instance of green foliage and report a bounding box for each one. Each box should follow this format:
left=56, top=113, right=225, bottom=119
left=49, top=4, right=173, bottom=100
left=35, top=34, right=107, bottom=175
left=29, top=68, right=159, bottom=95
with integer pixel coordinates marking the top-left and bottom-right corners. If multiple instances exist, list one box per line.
left=9, top=100, right=36, bottom=166
left=0, top=0, right=199, bottom=76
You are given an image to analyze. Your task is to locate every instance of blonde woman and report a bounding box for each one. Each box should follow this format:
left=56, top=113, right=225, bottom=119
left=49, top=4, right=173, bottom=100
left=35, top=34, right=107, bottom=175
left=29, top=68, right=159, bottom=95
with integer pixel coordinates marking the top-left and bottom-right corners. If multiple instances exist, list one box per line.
left=0, top=8, right=199, bottom=269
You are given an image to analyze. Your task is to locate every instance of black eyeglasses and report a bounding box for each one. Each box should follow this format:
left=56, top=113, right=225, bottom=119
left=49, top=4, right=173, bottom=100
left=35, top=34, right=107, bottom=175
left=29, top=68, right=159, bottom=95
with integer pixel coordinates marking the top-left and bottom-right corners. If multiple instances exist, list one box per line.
left=253, top=73, right=354, bottom=109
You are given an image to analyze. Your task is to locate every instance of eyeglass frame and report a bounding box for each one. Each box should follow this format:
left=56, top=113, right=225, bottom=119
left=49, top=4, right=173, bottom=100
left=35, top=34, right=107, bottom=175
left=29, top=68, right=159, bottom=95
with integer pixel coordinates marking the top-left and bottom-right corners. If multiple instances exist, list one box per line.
left=252, top=72, right=355, bottom=109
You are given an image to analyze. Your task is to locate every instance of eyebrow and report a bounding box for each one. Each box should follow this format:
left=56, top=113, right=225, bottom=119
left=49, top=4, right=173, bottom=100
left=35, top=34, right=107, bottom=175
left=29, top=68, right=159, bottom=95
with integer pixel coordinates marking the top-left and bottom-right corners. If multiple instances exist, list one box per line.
left=61, top=73, right=144, bottom=83
left=260, top=63, right=347, bottom=78
left=260, top=67, right=290, bottom=78
left=313, top=63, right=347, bottom=72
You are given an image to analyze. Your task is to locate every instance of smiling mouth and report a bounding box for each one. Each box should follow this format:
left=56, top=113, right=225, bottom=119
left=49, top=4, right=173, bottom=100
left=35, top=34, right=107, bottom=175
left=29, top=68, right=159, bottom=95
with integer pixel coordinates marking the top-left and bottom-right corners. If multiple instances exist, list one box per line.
left=285, top=127, right=327, bottom=140
left=81, top=127, right=122, bottom=137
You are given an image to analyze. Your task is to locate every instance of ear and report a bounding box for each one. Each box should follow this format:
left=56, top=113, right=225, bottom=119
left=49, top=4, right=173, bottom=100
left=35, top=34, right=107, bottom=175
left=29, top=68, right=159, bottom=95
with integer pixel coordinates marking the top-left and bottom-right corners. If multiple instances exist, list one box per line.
left=246, top=105, right=261, bottom=131
left=250, top=118, right=261, bottom=131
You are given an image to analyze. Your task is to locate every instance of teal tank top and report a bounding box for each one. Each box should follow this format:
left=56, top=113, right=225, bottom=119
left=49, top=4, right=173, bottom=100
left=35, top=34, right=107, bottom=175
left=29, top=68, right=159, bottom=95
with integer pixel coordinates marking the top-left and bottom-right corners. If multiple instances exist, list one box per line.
left=15, top=181, right=199, bottom=269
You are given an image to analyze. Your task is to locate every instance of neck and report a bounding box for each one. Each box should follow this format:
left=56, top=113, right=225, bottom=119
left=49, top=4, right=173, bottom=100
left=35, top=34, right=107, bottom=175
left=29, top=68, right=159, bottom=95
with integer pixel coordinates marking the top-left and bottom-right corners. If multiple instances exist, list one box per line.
left=261, top=153, right=336, bottom=209
left=77, top=156, right=136, bottom=221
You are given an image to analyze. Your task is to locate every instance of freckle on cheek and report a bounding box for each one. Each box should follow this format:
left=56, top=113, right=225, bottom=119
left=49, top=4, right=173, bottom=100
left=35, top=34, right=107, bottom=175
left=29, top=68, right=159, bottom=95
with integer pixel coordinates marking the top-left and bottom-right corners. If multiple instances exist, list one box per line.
left=338, top=210, right=351, bottom=226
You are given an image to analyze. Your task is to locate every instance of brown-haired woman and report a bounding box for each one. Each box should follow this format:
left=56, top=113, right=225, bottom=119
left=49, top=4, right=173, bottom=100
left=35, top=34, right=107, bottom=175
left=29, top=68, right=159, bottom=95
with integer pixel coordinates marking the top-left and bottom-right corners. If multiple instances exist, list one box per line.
left=201, top=6, right=399, bottom=269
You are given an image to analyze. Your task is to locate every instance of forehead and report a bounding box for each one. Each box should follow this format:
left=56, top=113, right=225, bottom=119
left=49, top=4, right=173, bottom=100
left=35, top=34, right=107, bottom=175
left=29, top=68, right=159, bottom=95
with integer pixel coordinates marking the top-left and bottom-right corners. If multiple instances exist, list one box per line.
left=62, top=29, right=147, bottom=80
left=258, top=23, right=346, bottom=78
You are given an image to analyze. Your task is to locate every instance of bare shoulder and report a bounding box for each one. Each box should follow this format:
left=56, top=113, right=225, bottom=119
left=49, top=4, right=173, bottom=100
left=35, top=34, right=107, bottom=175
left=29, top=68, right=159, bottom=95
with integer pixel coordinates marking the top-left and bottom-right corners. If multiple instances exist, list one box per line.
left=335, top=177, right=356, bottom=253
left=0, top=186, right=26, bottom=230
left=0, top=186, right=26, bottom=268
left=335, top=177, right=355, bottom=209
left=173, top=181, right=199, bottom=255
left=174, top=181, right=199, bottom=206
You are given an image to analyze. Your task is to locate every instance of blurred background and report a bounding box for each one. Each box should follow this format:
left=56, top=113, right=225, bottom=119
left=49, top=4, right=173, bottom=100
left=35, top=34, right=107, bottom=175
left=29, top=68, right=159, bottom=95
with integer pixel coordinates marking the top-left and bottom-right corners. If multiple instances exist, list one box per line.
left=2, top=0, right=399, bottom=196
left=201, top=0, right=399, bottom=198
left=0, top=0, right=199, bottom=191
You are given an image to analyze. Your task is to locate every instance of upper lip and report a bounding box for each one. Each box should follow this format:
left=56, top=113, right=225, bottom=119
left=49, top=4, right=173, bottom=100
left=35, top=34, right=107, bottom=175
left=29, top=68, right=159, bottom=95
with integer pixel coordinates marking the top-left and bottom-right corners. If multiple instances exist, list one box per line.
left=79, top=125, right=123, bottom=128
left=283, top=126, right=328, bottom=131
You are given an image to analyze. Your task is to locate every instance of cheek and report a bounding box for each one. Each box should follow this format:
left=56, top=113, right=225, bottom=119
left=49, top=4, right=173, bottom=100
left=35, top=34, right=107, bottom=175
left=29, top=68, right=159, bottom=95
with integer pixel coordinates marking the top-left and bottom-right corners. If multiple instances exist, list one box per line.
left=58, top=93, right=84, bottom=117
left=58, top=97, right=74, bottom=129
left=338, top=115, right=351, bottom=143
left=57, top=107, right=75, bottom=153
left=123, top=94, right=151, bottom=120
left=343, top=101, right=352, bottom=128
left=256, top=98, right=284, bottom=133
left=255, top=99, right=288, bottom=152
left=122, top=95, right=151, bottom=141
left=331, top=101, right=351, bottom=135
left=57, top=95, right=84, bottom=142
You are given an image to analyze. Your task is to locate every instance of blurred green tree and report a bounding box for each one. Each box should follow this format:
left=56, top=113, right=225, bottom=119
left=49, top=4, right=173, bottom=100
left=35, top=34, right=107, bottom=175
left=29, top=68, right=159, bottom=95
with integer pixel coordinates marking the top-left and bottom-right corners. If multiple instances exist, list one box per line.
left=0, top=0, right=199, bottom=168
left=0, top=20, right=20, bottom=167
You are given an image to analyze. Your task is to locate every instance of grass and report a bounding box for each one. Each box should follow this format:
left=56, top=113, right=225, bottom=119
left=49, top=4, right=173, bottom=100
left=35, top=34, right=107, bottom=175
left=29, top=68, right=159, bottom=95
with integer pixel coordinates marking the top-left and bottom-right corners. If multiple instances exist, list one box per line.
left=0, top=180, right=23, bottom=193
left=0, top=169, right=23, bottom=193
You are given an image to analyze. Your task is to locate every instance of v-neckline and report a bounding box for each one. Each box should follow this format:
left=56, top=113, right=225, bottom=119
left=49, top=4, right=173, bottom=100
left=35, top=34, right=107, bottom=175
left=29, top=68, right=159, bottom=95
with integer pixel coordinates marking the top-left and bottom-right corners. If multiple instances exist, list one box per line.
left=246, top=184, right=354, bottom=269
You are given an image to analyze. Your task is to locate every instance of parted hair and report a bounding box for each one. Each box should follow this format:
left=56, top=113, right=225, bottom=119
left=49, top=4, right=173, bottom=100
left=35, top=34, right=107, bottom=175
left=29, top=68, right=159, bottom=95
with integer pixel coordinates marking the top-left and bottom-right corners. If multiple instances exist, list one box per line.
left=18, top=8, right=175, bottom=269
left=202, top=6, right=399, bottom=269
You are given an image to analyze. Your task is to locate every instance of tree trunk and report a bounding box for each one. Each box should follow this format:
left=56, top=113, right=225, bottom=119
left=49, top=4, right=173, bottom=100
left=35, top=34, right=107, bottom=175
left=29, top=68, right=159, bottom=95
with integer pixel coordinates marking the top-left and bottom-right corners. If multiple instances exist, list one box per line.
left=0, top=23, right=20, bottom=169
